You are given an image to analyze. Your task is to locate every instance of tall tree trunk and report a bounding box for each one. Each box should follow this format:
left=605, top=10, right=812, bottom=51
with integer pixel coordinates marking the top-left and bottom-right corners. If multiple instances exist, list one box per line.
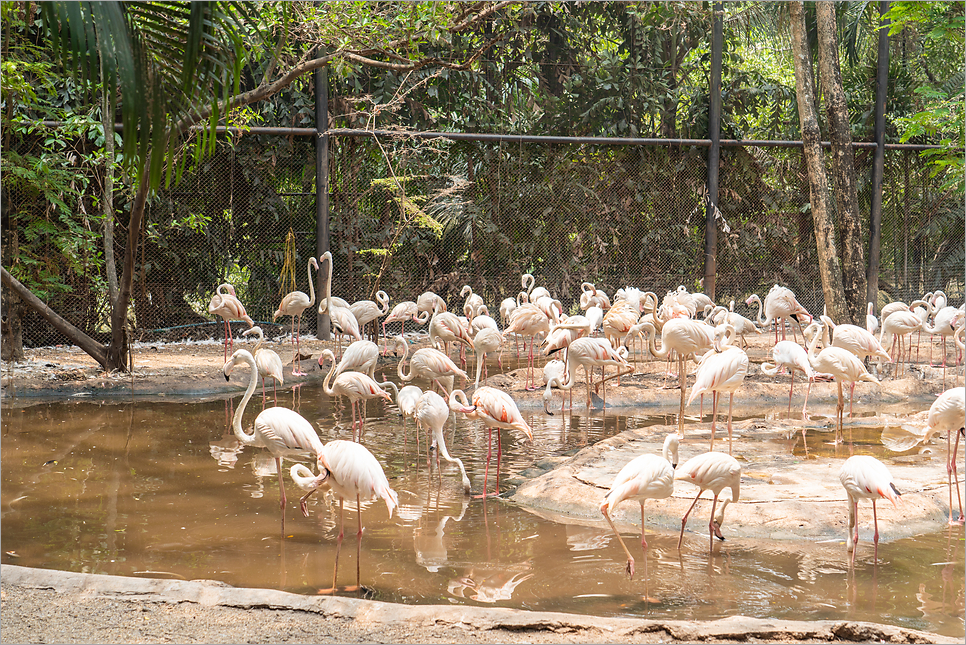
left=789, top=1, right=850, bottom=323
left=106, top=169, right=151, bottom=371
left=816, top=1, right=867, bottom=325
left=101, top=77, right=119, bottom=307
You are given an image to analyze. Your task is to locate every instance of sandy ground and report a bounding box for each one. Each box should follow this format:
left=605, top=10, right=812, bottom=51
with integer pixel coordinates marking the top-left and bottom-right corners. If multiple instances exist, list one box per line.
left=1, top=331, right=963, bottom=643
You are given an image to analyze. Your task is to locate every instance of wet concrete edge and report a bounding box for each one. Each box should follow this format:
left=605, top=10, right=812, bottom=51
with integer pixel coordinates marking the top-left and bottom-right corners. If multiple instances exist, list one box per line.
left=1, top=564, right=949, bottom=643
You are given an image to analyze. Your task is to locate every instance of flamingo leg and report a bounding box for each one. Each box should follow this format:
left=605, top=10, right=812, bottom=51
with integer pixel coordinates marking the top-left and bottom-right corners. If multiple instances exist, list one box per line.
left=262, top=376, right=267, bottom=407
left=276, top=457, right=286, bottom=510
left=802, top=377, right=812, bottom=420
left=787, top=369, right=795, bottom=416
left=355, top=494, right=363, bottom=591
left=727, top=392, right=735, bottom=456
left=678, top=490, right=704, bottom=550
left=709, top=391, right=719, bottom=451
left=678, top=355, right=687, bottom=438
left=849, top=498, right=859, bottom=566
left=639, top=501, right=648, bottom=550
left=602, top=507, right=636, bottom=578
left=872, top=499, right=880, bottom=562
left=836, top=381, right=845, bottom=445
left=273, top=379, right=278, bottom=406
left=949, top=428, right=965, bottom=525
left=708, top=492, right=721, bottom=551
left=495, top=429, right=503, bottom=496
left=480, top=426, right=493, bottom=499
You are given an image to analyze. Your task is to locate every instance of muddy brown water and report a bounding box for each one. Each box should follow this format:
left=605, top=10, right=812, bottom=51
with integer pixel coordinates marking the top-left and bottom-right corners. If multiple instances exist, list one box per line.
left=2, top=379, right=963, bottom=639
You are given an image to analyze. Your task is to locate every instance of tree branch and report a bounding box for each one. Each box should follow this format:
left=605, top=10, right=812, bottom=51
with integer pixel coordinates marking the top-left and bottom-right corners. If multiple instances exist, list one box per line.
left=1, top=267, right=110, bottom=369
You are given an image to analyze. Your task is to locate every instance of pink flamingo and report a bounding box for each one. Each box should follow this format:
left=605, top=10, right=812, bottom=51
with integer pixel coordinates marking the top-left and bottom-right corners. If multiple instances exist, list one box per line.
left=839, top=455, right=901, bottom=565
left=208, top=283, right=254, bottom=361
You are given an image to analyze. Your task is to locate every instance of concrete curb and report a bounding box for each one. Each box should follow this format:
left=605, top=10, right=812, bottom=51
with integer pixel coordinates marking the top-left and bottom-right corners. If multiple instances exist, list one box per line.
left=1, top=565, right=948, bottom=643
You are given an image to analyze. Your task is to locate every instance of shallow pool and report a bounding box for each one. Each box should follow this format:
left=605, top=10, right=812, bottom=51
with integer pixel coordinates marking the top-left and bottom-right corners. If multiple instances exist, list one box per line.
left=1, top=380, right=963, bottom=638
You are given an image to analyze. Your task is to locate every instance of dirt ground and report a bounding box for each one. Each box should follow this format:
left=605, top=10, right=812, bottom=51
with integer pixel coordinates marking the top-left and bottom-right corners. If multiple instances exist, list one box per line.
left=1, top=330, right=963, bottom=644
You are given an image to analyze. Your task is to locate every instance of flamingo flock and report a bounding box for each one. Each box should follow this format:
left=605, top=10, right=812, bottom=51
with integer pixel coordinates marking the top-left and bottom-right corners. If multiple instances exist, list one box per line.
left=208, top=264, right=963, bottom=591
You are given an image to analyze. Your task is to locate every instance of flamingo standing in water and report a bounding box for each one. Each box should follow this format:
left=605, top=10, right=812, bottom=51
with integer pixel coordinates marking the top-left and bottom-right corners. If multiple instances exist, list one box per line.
left=687, top=325, right=748, bottom=454
left=806, top=321, right=879, bottom=447
left=449, top=387, right=532, bottom=498
left=273, top=257, right=318, bottom=376
left=473, top=327, right=505, bottom=388
left=503, top=303, right=552, bottom=390
left=317, top=252, right=362, bottom=358
left=290, top=440, right=398, bottom=592
left=414, top=390, right=471, bottom=493
left=223, top=349, right=323, bottom=523
left=839, top=455, right=901, bottom=565
left=382, top=300, right=418, bottom=354
left=393, top=335, right=468, bottom=396
left=242, top=326, right=284, bottom=406
left=600, top=433, right=679, bottom=578
left=209, top=283, right=254, bottom=361
left=319, top=349, right=397, bottom=441
left=632, top=318, right=716, bottom=437
left=421, top=302, right=474, bottom=367
left=922, top=387, right=965, bottom=525
left=674, top=450, right=741, bottom=551
left=329, top=339, right=380, bottom=380
left=761, top=340, right=818, bottom=420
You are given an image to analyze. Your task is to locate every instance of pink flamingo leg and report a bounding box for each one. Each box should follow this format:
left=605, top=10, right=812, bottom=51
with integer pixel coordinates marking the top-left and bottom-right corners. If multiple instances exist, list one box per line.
left=949, top=428, right=965, bottom=525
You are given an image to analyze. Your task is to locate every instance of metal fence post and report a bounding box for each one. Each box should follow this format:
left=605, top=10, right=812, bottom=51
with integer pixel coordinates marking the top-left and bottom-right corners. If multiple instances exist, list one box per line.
left=868, top=1, right=890, bottom=305
left=316, top=66, right=330, bottom=340
left=703, top=1, right=723, bottom=301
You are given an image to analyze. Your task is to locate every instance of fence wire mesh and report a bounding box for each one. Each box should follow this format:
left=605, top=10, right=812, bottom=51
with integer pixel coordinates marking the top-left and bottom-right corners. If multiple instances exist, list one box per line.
left=4, top=133, right=963, bottom=350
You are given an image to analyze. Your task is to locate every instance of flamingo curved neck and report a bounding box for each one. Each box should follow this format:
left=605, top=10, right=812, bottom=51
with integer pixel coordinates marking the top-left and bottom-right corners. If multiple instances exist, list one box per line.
left=230, top=351, right=260, bottom=447
left=321, top=351, right=338, bottom=396
left=394, top=338, right=413, bottom=381
left=306, top=258, right=317, bottom=308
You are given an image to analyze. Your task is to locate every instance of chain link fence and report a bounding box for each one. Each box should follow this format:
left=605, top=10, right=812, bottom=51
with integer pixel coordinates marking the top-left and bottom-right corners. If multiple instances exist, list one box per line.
left=4, top=132, right=962, bottom=350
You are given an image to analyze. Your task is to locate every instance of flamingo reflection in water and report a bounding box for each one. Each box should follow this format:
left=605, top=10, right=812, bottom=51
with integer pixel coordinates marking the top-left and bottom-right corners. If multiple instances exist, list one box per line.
left=447, top=565, right=535, bottom=603
left=414, top=493, right=469, bottom=574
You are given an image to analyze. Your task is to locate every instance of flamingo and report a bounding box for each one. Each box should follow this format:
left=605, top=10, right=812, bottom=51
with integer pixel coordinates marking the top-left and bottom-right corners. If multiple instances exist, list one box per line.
left=290, top=440, right=398, bottom=592
left=633, top=318, right=717, bottom=437
left=580, top=282, right=611, bottom=310
left=393, top=335, right=468, bottom=396
left=317, top=252, right=362, bottom=358
left=878, top=303, right=927, bottom=378
left=585, top=306, right=604, bottom=336
left=223, top=349, right=323, bottom=519
left=602, top=300, right=640, bottom=351
left=541, top=358, right=570, bottom=414
left=350, top=290, right=389, bottom=342
left=470, top=307, right=499, bottom=335
left=473, top=327, right=505, bottom=388
left=521, top=273, right=550, bottom=303
left=416, top=291, right=446, bottom=319
left=819, top=314, right=891, bottom=365
left=806, top=321, right=879, bottom=446
left=503, top=303, right=552, bottom=390
left=328, top=339, right=380, bottom=381
left=552, top=337, right=631, bottom=410
left=761, top=340, right=819, bottom=419
left=839, top=455, right=901, bottom=565
left=422, top=302, right=474, bottom=366
left=242, top=326, right=284, bottom=406
left=414, top=390, right=471, bottom=493
left=600, top=433, right=679, bottom=578
left=726, top=300, right=761, bottom=349
left=319, top=348, right=397, bottom=441
left=866, top=302, right=878, bottom=335
left=449, top=387, right=532, bottom=498
left=542, top=315, right=590, bottom=357
left=746, top=285, right=812, bottom=344
left=685, top=287, right=714, bottom=313
left=687, top=326, right=748, bottom=454
left=924, top=303, right=963, bottom=386
left=396, top=385, right=423, bottom=424
left=460, top=285, right=485, bottom=319
left=674, top=450, right=741, bottom=550
left=273, top=257, right=319, bottom=376
left=381, top=300, right=418, bottom=354
left=208, top=283, right=254, bottom=361
left=922, top=387, right=965, bottom=525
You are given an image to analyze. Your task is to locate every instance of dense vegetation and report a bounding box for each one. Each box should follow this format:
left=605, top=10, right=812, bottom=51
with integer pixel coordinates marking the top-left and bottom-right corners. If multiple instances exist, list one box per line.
left=1, top=1, right=962, bottom=360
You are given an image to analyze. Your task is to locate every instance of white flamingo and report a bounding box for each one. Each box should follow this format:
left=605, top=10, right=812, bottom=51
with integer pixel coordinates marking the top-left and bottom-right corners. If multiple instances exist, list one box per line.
left=290, top=440, right=398, bottom=592
left=839, top=455, right=901, bottom=565
left=208, top=283, right=254, bottom=361
left=674, top=450, right=741, bottom=551
left=414, top=390, right=471, bottom=493
left=242, top=326, right=284, bottom=406
left=600, top=433, right=679, bottom=578
left=273, top=256, right=318, bottom=375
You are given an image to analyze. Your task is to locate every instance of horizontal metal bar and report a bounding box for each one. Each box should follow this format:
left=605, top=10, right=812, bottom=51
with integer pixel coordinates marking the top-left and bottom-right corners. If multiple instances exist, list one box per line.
left=38, top=121, right=954, bottom=151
